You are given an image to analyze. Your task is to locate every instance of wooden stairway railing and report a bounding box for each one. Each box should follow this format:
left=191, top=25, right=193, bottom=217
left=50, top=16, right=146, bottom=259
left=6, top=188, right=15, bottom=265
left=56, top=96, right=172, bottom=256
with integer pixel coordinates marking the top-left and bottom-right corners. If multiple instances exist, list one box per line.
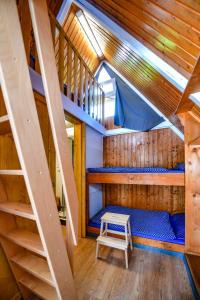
left=0, top=0, right=77, bottom=299
left=49, top=11, right=105, bottom=126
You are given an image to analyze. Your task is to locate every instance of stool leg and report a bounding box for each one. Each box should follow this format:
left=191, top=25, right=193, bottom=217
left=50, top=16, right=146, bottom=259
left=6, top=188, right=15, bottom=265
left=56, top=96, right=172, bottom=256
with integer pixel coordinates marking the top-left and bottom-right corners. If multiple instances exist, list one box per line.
left=96, top=242, right=100, bottom=258
left=105, top=222, right=108, bottom=236
left=100, top=220, right=104, bottom=236
left=125, top=249, right=128, bottom=269
left=128, top=220, right=133, bottom=251
left=125, top=223, right=128, bottom=245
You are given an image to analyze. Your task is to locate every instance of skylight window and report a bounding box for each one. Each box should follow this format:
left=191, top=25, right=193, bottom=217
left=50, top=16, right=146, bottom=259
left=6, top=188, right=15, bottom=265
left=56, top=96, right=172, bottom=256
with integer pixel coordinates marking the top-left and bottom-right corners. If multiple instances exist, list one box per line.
left=97, top=68, right=116, bottom=118
left=98, top=67, right=111, bottom=83
left=76, top=10, right=103, bottom=57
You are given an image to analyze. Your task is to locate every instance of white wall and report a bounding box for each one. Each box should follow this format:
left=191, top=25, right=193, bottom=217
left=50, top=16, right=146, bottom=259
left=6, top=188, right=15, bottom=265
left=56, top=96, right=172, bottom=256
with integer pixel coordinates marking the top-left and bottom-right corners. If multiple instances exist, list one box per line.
left=86, top=126, right=103, bottom=218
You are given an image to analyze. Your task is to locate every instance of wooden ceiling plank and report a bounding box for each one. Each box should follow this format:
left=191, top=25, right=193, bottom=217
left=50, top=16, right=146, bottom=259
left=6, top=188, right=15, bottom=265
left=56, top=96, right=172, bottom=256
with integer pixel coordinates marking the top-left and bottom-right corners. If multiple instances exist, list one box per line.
left=149, top=0, right=200, bottom=32
left=90, top=0, right=193, bottom=76
left=103, top=0, right=196, bottom=66
left=112, top=0, right=199, bottom=59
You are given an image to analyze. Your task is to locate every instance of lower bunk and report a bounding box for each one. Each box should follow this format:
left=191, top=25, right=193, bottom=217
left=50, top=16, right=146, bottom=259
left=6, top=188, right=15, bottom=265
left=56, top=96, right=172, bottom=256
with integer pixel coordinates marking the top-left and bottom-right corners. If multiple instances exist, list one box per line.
left=87, top=205, right=185, bottom=253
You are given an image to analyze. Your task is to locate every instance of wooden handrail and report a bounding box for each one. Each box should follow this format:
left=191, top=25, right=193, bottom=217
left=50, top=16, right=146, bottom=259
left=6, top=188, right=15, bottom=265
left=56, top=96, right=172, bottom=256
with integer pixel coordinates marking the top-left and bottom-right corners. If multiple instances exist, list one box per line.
left=49, top=10, right=105, bottom=125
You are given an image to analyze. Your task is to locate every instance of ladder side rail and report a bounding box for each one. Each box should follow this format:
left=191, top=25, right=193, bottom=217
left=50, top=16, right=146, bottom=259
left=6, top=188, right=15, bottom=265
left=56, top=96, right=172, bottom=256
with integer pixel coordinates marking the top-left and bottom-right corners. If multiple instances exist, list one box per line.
left=0, top=1, right=77, bottom=299
left=28, top=0, right=79, bottom=247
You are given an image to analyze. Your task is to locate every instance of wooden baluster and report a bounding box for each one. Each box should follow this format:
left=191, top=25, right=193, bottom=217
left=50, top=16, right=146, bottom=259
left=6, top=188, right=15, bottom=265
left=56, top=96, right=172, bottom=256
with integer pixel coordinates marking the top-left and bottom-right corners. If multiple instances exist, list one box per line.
left=92, top=80, right=95, bottom=119
left=88, top=76, right=93, bottom=116
left=96, top=84, right=99, bottom=122
left=58, top=32, right=64, bottom=92
left=73, top=54, right=79, bottom=104
left=85, top=68, right=89, bottom=114
left=79, top=62, right=84, bottom=108
left=67, top=44, right=72, bottom=99
left=99, top=87, right=102, bottom=124
left=50, top=15, right=56, bottom=48
left=102, top=91, right=105, bottom=126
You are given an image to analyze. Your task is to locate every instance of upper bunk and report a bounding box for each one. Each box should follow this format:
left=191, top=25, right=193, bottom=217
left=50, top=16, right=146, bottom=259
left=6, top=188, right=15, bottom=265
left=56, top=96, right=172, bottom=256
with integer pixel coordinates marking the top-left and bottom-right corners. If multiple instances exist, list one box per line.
left=87, top=166, right=185, bottom=186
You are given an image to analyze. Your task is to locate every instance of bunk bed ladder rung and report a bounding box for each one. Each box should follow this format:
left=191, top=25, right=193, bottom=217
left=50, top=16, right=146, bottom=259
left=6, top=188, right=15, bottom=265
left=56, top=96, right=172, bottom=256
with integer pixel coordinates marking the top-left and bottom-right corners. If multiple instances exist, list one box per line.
left=0, top=1, right=77, bottom=299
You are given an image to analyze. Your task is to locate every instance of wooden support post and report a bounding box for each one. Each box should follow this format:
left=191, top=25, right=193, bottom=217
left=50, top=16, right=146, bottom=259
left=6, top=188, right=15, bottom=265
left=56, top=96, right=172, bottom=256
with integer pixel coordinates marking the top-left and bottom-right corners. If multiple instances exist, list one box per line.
left=184, top=112, right=200, bottom=255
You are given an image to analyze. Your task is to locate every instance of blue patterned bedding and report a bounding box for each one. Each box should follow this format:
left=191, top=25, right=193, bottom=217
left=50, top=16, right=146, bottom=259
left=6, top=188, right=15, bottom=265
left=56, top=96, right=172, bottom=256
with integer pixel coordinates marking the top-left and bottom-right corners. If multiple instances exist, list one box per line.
left=87, top=167, right=184, bottom=173
left=89, top=205, right=185, bottom=245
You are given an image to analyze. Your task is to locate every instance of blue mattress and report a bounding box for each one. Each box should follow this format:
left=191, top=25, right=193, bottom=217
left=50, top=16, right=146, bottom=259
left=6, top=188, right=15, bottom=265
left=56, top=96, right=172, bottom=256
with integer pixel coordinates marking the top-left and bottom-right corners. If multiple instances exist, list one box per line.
left=87, top=167, right=184, bottom=173
left=89, top=205, right=185, bottom=245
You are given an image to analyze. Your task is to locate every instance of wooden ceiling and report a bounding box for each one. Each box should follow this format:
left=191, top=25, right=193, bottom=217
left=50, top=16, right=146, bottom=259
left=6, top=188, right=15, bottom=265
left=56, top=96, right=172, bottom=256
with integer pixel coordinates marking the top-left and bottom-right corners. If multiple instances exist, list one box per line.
left=85, top=0, right=200, bottom=79
left=87, top=14, right=183, bottom=130
left=61, top=4, right=100, bottom=73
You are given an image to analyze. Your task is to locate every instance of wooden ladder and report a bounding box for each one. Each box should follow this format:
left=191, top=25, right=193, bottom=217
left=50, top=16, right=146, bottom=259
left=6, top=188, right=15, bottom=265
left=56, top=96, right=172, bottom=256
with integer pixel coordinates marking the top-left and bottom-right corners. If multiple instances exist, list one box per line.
left=0, top=0, right=77, bottom=299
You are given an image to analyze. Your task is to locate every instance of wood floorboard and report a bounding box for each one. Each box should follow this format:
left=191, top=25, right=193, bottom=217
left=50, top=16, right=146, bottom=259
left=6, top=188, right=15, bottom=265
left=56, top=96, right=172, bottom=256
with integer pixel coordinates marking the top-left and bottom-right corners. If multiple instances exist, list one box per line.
left=74, top=238, right=193, bottom=300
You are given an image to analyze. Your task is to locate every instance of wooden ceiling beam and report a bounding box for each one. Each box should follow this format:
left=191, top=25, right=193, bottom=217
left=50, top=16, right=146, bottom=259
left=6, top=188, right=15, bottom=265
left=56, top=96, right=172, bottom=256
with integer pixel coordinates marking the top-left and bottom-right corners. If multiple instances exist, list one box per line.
left=177, top=55, right=200, bottom=114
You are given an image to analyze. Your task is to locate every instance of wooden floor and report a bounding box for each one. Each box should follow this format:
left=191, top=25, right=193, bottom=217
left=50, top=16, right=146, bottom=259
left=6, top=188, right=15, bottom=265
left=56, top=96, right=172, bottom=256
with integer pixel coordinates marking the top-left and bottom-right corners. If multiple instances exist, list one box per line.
left=74, top=238, right=193, bottom=300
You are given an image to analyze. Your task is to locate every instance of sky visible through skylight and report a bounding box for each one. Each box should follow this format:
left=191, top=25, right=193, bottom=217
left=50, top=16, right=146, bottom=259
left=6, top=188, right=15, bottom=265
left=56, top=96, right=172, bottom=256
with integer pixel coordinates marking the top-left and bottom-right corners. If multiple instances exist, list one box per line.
left=98, top=67, right=115, bottom=117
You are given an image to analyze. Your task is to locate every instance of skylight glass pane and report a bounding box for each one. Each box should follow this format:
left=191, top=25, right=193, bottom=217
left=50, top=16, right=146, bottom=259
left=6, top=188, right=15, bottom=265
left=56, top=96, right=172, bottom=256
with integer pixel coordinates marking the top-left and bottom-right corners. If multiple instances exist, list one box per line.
left=98, top=67, right=111, bottom=83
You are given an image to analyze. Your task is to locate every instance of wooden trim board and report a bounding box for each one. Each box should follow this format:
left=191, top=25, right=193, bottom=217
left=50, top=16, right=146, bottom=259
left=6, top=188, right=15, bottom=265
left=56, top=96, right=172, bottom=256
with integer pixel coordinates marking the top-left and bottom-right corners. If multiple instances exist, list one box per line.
left=87, top=172, right=185, bottom=186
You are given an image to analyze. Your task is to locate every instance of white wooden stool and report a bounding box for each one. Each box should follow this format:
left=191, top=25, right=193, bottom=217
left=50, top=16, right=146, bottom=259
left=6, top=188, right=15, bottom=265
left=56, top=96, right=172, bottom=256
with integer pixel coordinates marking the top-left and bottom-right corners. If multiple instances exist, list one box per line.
left=96, top=212, right=133, bottom=268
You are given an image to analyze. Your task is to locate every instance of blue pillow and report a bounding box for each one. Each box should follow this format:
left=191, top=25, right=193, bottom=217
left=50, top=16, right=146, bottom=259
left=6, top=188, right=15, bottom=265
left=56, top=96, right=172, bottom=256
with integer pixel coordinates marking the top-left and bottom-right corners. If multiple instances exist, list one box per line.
left=173, top=162, right=185, bottom=171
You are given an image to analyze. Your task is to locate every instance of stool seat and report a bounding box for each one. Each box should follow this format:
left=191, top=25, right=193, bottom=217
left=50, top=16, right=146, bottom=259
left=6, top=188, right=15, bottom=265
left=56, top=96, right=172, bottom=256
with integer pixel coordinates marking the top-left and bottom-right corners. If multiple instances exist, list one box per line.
left=101, top=212, right=130, bottom=225
left=96, top=212, right=133, bottom=268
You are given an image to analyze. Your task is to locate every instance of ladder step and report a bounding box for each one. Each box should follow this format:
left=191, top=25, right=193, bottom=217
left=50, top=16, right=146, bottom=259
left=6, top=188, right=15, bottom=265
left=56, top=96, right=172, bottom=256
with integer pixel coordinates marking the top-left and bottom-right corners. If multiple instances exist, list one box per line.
left=0, top=115, right=9, bottom=123
left=1, top=229, right=45, bottom=256
left=97, top=236, right=128, bottom=250
left=0, top=170, right=23, bottom=175
left=0, top=115, right=11, bottom=135
left=11, top=252, right=55, bottom=287
left=0, top=202, right=34, bottom=220
left=19, top=273, right=58, bottom=300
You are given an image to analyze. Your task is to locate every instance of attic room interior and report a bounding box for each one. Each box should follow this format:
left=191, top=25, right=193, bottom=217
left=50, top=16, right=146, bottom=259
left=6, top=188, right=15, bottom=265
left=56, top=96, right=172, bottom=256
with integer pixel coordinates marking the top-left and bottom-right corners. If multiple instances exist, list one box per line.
left=0, top=0, right=200, bottom=299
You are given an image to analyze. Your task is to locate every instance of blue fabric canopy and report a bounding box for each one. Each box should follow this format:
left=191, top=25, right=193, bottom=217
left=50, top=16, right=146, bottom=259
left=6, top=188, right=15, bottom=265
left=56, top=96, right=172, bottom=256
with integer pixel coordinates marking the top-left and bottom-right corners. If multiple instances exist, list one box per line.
left=96, top=63, right=164, bottom=131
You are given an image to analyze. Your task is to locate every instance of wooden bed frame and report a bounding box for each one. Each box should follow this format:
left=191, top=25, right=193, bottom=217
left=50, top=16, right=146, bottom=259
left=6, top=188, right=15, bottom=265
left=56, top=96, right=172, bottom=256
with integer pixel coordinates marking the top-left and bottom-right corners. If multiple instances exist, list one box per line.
left=86, top=171, right=185, bottom=252
left=87, top=172, right=185, bottom=186
left=87, top=226, right=185, bottom=253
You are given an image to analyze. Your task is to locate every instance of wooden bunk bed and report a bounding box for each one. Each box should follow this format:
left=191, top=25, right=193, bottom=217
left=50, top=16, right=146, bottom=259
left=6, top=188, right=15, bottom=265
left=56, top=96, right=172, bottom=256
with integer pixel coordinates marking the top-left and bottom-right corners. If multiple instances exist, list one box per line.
left=86, top=167, right=185, bottom=253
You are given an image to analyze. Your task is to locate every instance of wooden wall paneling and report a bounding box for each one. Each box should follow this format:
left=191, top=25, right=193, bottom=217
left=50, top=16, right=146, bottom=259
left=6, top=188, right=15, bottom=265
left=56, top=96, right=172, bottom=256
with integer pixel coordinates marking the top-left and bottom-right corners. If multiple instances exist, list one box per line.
left=103, top=129, right=185, bottom=212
